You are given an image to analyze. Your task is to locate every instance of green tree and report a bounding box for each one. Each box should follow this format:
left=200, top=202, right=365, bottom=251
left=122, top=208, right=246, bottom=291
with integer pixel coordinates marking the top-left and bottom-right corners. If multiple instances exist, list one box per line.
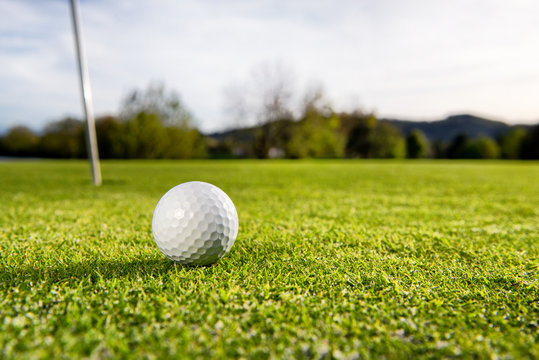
left=163, top=128, right=207, bottom=159
left=95, top=116, right=123, bottom=158
left=120, top=112, right=168, bottom=158
left=370, top=123, right=405, bottom=158
left=519, top=125, right=539, bottom=159
left=121, top=82, right=193, bottom=128
left=0, top=126, right=39, bottom=156
left=286, top=110, right=343, bottom=158
left=406, top=129, right=430, bottom=158
left=461, top=137, right=500, bottom=159
left=446, top=134, right=468, bottom=159
left=498, top=128, right=526, bottom=159
left=119, top=83, right=208, bottom=158
left=344, top=114, right=377, bottom=158
left=432, top=140, right=446, bottom=159
left=286, top=86, right=344, bottom=158
left=40, top=118, right=85, bottom=158
left=344, top=115, right=405, bottom=158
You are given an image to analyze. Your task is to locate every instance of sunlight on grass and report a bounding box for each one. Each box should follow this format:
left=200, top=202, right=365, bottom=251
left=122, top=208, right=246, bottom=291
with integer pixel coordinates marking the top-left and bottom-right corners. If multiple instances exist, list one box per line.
left=0, top=160, right=538, bottom=358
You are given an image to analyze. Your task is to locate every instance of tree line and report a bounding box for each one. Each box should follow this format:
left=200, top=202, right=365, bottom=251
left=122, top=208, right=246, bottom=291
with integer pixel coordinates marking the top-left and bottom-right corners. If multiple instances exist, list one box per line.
left=1, top=81, right=538, bottom=160
left=0, top=84, right=206, bottom=159
left=210, top=109, right=539, bottom=160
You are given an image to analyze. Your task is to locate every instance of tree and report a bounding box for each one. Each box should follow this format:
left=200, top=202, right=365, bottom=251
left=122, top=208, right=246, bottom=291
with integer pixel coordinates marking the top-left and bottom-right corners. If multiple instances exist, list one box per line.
left=224, top=61, right=296, bottom=158
left=446, top=134, right=500, bottom=159
left=254, top=119, right=294, bottom=158
left=461, top=137, right=500, bottom=159
left=120, top=112, right=168, bottom=158
left=119, top=83, right=208, bottom=158
left=222, top=82, right=249, bottom=128
left=95, top=116, right=123, bottom=158
left=286, top=109, right=343, bottom=159
left=431, top=140, right=447, bottom=159
left=370, top=123, right=405, bottom=158
left=498, top=128, right=526, bottom=159
left=162, top=128, right=207, bottom=159
left=251, top=61, right=295, bottom=125
left=519, top=125, right=539, bottom=159
left=224, top=61, right=295, bottom=126
left=446, top=134, right=468, bottom=159
left=406, top=129, right=430, bottom=158
left=285, top=85, right=343, bottom=158
left=121, top=82, right=193, bottom=128
left=40, top=118, right=85, bottom=158
left=345, top=115, right=404, bottom=158
left=119, top=113, right=208, bottom=159
left=0, top=126, right=39, bottom=156
left=344, top=113, right=377, bottom=158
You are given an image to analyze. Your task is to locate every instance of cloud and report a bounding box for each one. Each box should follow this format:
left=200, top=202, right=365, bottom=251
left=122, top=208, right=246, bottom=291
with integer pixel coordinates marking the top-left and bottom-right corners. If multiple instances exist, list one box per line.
left=1, top=0, right=538, bottom=133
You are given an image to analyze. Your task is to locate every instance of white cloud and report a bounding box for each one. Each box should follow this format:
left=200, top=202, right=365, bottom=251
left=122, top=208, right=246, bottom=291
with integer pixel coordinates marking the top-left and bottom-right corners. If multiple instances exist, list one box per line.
left=0, top=0, right=538, bottom=133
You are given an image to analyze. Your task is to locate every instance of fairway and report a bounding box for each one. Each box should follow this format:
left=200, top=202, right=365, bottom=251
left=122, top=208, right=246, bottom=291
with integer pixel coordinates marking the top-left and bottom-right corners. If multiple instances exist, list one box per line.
left=1, top=160, right=538, bottom=358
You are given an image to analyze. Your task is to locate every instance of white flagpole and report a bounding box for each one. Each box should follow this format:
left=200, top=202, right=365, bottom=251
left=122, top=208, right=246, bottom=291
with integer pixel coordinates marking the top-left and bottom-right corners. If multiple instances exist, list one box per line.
left=69, top=0, right=102, bottom=186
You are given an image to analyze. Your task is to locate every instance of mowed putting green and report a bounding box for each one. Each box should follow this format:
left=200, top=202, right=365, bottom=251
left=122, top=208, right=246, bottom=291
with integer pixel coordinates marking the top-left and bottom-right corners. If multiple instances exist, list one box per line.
left=0, top=160, right=538, bottom=358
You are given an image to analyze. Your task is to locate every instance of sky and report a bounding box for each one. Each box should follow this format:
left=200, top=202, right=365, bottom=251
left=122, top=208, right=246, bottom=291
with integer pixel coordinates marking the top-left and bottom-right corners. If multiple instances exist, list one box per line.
left=1, top=0, right=538, bottom=133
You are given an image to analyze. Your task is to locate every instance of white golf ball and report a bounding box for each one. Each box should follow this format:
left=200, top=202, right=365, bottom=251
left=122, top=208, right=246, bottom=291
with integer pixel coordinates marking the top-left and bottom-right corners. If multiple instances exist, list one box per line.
left=152, top=181, right=239, bottom=265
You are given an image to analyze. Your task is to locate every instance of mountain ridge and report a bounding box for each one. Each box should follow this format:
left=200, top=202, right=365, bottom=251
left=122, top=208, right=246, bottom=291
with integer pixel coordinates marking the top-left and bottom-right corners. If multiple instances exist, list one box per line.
left=209, top=114, right=535, bottom=143
left=380, top=114, right=533, bottom=142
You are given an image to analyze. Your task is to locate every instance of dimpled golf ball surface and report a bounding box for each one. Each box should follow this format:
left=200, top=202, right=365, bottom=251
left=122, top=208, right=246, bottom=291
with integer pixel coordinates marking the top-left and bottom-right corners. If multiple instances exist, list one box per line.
left=152, top=181, right=238, bottom=265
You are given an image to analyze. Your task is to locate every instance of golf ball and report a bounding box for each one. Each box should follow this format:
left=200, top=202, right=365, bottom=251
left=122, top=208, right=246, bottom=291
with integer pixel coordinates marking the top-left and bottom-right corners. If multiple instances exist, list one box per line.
left=152, top=181, right=239, bottom=265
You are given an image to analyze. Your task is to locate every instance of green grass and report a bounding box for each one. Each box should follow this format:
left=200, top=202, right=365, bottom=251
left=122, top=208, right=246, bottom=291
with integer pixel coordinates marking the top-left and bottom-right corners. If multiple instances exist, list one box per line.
left=0, top=160, right=538, bottom=359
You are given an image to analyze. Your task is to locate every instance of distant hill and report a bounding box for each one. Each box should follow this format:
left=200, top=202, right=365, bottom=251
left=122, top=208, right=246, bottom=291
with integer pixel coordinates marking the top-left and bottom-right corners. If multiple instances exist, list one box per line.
left=208, top=126, right=257, bottom=143
left=381, top=114, right=532, bottom=142
left=208, top=114, right=535, bottom=143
